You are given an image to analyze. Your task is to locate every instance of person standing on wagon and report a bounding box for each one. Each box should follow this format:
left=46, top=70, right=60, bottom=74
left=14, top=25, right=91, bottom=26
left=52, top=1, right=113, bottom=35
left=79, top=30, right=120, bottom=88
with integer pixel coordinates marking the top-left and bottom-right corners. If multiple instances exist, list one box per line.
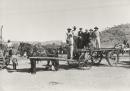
left=89, top=29, right=95, bottom=48
left=93, top=27, right=101, bottom=48
left=66, top=28, right=74, bottom=59
left=78, top=28, right=84, bottom=49
left=84, top=29, right=90, bottom=48
left=72, top=26, right=78, bottom=57
left=72, top=26, right=78, bottom=49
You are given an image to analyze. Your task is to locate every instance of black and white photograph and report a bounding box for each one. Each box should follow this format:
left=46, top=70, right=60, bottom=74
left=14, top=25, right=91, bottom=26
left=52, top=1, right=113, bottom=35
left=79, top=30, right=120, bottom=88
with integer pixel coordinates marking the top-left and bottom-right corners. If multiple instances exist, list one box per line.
left=0, top=0, right=130, bottom=91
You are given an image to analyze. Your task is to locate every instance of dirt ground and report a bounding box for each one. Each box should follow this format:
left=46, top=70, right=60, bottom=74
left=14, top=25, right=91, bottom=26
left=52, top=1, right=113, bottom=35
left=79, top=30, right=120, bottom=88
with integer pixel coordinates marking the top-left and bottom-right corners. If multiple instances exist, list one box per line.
left=0, top=55, right=130, bottom=91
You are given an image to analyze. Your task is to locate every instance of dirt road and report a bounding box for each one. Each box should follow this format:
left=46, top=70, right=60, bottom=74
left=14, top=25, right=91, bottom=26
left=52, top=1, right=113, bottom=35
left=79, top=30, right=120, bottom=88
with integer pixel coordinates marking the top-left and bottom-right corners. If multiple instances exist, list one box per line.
left=0, top=56, right=130, bottom=91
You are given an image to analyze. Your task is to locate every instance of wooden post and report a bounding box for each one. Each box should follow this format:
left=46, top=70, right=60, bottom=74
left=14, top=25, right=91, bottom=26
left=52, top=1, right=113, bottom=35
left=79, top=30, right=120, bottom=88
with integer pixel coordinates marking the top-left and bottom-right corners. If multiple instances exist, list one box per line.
left=117, top=51, right=119, bottom=63
left=105, top=51, right=112, bottom=66
left=0, top=25, right=3, bottom=49
left=30, top=59, right=36, bottom=74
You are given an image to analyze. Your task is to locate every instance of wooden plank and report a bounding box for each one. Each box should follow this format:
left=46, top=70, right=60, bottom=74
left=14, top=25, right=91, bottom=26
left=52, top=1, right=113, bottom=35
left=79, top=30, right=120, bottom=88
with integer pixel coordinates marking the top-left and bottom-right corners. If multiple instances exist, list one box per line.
left=29, top=57, right=78, bottom=74
left=30, top=59, right=36, bottom=74
left=123, top=48, right=130, bottom=51
left=77, top=48, right=118, bottom=52
left=0, top=57, right=4, bottom=61
left=0, top=61, right=3, bottom=64
left=29, top=57, right=76, bottom=62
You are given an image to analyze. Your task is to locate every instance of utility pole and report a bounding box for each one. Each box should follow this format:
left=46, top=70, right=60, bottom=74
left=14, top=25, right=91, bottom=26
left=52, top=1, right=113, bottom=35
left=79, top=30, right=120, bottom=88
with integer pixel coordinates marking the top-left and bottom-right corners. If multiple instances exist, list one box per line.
left=1, top=25, right=3, bottom=50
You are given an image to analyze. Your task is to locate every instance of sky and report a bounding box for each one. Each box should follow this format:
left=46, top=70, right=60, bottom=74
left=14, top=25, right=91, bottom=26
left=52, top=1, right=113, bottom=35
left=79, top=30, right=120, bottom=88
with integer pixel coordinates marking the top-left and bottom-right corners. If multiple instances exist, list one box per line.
left=0, top=0, right=130, bottom=42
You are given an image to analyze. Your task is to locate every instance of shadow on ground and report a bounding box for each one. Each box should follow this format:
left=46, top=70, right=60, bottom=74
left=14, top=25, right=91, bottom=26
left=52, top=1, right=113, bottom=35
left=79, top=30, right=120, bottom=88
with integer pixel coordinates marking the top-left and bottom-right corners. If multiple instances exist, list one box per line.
left=5, top=63, right=107, bottom=73
left=5, top=60, right=130, bottom=73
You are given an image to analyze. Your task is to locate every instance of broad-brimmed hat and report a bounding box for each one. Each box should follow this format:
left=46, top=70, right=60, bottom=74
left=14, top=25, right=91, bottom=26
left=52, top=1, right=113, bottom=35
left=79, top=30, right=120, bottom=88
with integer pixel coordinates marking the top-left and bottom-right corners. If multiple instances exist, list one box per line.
left=67, top=28, right=71, bottom=31
left=89, top=29, right=93, bottom=31
left=85, top=29, right=88, bottom=31
left=94, top=26, right=99, bottom=29
left=79, top=28, right=83, bottom=30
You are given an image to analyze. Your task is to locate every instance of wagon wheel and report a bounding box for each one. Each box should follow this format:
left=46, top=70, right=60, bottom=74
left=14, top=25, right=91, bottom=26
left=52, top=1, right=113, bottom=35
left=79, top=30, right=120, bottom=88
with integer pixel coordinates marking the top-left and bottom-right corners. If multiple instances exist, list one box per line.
left=106, top=51, right=119, bottom=66
left=78, top=52, right=91, bottom=69
left=91, top=51, right=102, bottom=65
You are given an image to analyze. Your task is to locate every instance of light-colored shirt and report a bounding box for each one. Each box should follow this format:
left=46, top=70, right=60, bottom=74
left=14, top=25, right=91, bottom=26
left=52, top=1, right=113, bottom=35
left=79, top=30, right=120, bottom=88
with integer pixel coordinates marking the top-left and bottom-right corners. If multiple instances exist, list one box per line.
left=66, top=31, right=74, bottom=45
left=94, top=30, right=100, bottom=38
left=66, top=31, right=73, bottom=40
left=7, top=42, right=13, bottom=48
left=72, top=30, right=78, bottom=37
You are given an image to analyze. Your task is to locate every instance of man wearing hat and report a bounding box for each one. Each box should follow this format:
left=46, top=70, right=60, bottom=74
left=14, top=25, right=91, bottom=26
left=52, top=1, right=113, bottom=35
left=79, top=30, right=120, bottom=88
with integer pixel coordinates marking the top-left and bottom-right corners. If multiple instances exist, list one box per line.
left=89, top=29, right=95, bottom=48
left=66, top=28, right=74, bottom=59
left=93, top=26, right=101, bottom=48
left=78, top=28, right=84, bottom=49
left=72, top=26, right=78, bottom=48
left=66, top=28, right=71, bottom=44
left=84, top=29, right=90, bottom=48
left=72, top=26, right=78, bottom=57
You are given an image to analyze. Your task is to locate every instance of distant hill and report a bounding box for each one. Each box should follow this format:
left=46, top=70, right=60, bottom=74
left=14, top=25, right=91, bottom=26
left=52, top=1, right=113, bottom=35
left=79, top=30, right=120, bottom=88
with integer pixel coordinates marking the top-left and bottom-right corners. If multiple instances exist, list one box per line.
left=10, top=40, right=64, bottom=46
left=5, top=24, right=130, bottom=48
left=41, top=40, right=64, bottom=46
left=101, top=23, right=130, bottom=47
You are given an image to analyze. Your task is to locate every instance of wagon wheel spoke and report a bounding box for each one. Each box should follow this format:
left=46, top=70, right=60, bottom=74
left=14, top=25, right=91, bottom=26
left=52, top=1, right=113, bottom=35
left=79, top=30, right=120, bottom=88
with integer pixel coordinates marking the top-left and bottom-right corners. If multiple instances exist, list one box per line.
left=106, top=51, right=118, bottom=66
left=78, top=52, right=91, bottom=70
left=78, top=60, right=91, bottom=70
left=91, top=51, right=102, bottom=65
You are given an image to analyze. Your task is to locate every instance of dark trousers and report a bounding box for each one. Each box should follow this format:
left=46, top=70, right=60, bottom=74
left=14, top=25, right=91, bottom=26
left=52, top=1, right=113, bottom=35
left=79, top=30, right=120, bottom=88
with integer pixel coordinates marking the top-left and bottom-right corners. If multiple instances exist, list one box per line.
left=84, top=40, right=90, bottom=48
left=77, top=38, right=84, bottom=49
left=9, top=50, right=12, bottom=57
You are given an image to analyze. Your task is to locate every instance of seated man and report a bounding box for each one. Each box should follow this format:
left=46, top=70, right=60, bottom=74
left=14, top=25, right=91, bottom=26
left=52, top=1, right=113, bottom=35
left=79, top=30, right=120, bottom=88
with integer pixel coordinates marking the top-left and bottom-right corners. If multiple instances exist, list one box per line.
left=123, top=40, right=129, bottom=48
left=122, top=40, right=130, bottom=55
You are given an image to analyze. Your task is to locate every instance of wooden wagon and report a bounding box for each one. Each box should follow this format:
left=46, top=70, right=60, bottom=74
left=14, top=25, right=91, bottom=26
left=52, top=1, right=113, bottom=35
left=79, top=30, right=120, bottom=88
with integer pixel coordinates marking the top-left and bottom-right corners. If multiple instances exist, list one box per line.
left=29, top=47, right=130, bottom=74
left=77, top=48, right=120, bottom=66
left=0, top=50, right=10, bottom=69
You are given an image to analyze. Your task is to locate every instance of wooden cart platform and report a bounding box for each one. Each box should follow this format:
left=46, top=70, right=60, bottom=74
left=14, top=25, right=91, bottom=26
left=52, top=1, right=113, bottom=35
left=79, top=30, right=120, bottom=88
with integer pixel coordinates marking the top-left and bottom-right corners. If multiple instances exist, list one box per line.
left=29, top=56, right=76, bottom=74
left=29, top=47, right=130, bottom=74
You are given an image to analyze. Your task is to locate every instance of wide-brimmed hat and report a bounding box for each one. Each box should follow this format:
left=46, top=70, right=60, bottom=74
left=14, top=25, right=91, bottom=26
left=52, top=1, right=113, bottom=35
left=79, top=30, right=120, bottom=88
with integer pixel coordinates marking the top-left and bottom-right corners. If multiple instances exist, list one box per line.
left=89, top=29, right=93, bottom=31
left=94, top=26, right=99, bottom=29
left=67, top=28, right=71, bottom=30
left=79, top=28, right=83, bottom=30
left=85, top=29, right=88, bottom=31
